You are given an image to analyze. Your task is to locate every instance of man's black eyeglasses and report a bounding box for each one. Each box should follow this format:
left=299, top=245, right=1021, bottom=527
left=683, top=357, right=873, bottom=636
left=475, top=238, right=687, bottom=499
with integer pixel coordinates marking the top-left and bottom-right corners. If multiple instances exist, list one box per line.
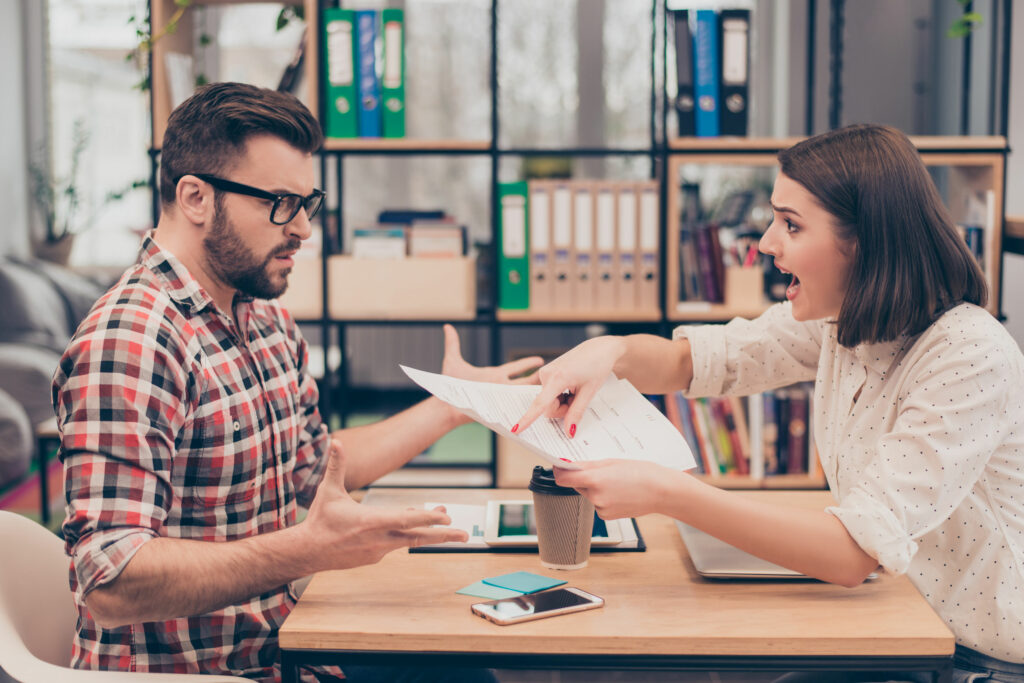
left=183, top=173, right=325, bottom=225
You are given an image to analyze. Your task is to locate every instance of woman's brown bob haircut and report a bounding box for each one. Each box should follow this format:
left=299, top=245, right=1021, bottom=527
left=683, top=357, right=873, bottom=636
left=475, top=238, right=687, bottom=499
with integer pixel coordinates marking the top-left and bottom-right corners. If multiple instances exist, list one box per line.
left=159, top=82, right=323, bottom=207
left=778, top=124, right=987, bottom=347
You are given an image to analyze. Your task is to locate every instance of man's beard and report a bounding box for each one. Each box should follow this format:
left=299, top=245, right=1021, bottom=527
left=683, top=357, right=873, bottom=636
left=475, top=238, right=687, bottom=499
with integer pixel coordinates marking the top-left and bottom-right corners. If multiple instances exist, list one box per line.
left=202, top=201, right=300, bottom=300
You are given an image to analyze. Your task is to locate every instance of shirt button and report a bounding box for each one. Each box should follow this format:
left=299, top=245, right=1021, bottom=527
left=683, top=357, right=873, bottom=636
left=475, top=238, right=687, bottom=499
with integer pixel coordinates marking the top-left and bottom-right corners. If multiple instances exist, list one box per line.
left=233, top=420, right=241, bottom=431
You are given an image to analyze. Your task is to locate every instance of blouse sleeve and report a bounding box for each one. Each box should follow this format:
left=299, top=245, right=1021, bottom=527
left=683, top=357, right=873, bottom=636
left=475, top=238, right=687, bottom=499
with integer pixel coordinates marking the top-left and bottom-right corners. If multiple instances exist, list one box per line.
left=826, top=331, right=1018, bottom=574
left=673, top=301, right=822, bottom=398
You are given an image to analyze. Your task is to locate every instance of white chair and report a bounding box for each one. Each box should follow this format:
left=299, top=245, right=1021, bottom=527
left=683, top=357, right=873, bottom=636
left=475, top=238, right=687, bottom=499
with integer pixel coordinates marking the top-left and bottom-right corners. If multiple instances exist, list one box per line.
left=0, top=511, right=247, bottom=682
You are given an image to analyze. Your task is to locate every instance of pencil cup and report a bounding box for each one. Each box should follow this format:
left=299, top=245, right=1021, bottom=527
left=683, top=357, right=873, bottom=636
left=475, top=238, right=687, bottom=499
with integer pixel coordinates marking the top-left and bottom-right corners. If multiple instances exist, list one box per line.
left=529, top=466, right=595, bottom=570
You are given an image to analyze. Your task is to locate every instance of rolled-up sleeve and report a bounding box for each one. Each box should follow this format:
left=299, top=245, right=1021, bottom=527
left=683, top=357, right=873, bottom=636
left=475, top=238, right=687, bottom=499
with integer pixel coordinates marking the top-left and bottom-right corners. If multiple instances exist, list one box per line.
left=288, top=322, right=329, bottom=508
left=54, top=304, right=191, bottom=599
left=673, top=302, right=822, bottom=398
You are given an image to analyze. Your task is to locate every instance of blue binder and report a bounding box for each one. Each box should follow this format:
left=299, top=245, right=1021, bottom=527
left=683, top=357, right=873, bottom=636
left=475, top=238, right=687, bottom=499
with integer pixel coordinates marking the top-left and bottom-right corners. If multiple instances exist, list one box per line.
left=355, top=10, right=381, bottom=138
left=693, top=9, right=720, bottom=138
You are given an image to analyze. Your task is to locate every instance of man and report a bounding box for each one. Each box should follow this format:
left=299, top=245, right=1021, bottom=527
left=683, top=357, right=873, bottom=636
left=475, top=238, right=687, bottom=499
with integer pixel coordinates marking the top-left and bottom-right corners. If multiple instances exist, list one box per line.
left=52, top=82, right=539, bottom=682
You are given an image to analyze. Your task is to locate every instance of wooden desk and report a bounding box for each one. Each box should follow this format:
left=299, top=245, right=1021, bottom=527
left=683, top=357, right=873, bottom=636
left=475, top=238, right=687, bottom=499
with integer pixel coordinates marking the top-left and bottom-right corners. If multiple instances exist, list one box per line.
left=279, top=489, right=955, bottom=682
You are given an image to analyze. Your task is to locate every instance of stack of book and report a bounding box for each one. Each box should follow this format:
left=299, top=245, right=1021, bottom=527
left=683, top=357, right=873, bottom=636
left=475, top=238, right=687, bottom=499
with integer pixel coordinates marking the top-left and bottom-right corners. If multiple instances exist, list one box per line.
left=322, top=7, right=405, bottom=138
left=670, top=7, right=751, bottom=138
left=656, top=383, right=819, bottom=481
left=498, top=180, right=660, bottom=315
left=351, top=209, right=467, bottom=259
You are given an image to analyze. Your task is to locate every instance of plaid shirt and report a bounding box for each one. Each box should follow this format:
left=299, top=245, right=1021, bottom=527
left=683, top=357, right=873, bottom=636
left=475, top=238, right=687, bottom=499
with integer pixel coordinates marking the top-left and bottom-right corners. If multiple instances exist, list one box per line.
left=53, top=233, right=336, bottom=681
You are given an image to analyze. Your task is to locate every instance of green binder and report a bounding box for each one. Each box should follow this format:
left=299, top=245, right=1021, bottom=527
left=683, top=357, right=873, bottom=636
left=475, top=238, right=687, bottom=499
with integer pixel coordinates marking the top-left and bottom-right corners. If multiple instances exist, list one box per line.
left=322, top=8, right=358, bottom=138
left=381, top=8, right=405, bottom=138
left=498, top=182, right=530, bottom=310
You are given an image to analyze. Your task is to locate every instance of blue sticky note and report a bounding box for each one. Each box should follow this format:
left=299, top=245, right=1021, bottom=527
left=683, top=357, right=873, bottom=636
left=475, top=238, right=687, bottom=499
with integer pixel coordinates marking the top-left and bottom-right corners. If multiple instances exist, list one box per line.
left=456, top=581, right=523, bottom=600
left=481, top=571, right=567, bottom=595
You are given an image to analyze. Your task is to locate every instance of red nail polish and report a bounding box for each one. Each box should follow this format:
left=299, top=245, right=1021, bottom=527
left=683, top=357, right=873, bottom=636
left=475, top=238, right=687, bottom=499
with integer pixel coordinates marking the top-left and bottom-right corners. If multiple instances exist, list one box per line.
left=511, top=423, right=519, bottom=434
left=559, top=457, right=572, bottom=463
left=569, top=424, right=576, bottom=437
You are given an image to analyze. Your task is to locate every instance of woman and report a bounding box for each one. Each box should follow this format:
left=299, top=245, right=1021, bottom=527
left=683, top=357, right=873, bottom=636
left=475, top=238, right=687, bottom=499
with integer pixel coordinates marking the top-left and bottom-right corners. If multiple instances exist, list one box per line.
left=514, top=124, right=1024, bottom=682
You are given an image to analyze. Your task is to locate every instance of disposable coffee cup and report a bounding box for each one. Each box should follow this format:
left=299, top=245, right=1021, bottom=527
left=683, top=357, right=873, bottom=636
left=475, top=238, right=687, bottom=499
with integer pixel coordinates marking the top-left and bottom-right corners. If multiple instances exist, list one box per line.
left=528, top=466, right=595, bottom=570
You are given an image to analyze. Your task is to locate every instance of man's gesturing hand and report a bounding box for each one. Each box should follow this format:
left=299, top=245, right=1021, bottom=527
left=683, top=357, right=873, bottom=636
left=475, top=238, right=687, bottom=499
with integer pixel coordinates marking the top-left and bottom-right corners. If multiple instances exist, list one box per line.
left=303, top=438, right=469, bottom=571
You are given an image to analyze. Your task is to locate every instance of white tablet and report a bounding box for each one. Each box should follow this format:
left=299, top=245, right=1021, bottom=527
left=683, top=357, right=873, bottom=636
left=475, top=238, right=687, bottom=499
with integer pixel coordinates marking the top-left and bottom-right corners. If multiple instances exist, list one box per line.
left=483, top=500, right=623, bottom=547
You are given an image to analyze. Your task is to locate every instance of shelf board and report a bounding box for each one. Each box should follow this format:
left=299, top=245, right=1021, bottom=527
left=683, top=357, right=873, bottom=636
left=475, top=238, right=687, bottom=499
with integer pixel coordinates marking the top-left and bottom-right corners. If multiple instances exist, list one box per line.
left=694, top=473, right=826, bottom=490
left=668, top=135, right=1008, bottom=154
left=496, top=309, right=662, bottom=323
left=322, top=138, right=491, bottom=152
left=668, top=301, right=772, bottom=322
left=910, top=135, right=1007, bottom=152
left=669, top=137, right=804, bottom=152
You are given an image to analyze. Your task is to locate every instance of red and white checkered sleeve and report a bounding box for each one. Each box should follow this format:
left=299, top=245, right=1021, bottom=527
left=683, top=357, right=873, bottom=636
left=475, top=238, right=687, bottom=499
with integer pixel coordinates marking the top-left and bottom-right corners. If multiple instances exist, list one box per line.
left=289, top=323, right=329, bottom=508
left=54, top=300, right=194, bottom=599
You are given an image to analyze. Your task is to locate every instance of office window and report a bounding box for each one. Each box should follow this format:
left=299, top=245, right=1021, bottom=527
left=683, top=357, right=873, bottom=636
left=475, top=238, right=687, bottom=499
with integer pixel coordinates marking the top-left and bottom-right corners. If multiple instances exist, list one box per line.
left=46, top=0, right=151, bottom=267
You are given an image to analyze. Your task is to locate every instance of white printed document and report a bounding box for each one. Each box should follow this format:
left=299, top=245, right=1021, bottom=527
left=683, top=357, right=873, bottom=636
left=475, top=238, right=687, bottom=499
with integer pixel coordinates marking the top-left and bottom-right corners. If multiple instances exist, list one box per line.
left=401, top=365, right=697, bottom=471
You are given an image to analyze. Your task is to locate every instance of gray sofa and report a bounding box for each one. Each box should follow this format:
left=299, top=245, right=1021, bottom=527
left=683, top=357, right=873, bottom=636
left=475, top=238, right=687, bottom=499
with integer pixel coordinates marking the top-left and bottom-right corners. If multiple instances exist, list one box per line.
left=0, top=257, right=107, bottom=489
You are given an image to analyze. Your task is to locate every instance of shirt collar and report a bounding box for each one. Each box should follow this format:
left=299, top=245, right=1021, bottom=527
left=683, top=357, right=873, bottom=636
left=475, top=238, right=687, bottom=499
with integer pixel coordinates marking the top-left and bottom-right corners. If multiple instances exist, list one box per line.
left=138, top=231, right=219, bottom=314
left=852, top=336, right=911, bottom=377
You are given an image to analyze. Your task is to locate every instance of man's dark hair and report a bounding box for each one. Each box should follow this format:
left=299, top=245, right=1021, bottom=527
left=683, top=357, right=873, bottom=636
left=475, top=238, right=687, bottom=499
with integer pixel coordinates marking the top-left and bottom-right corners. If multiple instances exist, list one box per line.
left=778, top=123, right=987, bottom=347
left=159, top=82, right=323, bottom=206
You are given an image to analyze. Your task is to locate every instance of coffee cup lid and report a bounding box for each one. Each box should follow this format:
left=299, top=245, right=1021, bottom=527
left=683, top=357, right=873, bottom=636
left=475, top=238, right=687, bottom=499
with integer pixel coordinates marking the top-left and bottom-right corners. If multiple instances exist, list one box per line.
left=528, top=466, right=578, bottom=496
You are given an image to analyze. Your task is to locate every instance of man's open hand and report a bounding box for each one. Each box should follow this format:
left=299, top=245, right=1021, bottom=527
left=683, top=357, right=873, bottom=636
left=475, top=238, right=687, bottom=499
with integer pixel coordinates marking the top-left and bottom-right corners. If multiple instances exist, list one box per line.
left=303, top=438, right=469, bottom=571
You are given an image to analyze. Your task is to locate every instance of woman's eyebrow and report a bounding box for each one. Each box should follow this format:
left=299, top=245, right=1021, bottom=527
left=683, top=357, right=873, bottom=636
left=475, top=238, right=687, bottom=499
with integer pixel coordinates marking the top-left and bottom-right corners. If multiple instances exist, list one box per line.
left=769, top=201, right=802, bottom=218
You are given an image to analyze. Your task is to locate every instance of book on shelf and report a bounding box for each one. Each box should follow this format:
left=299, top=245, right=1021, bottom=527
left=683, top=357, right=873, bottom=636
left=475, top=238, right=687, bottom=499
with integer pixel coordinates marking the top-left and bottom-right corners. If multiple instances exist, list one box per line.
left=637, top=183, right=660, bottom=311
left=678, top=182, right=703, bottom=303
left=718, top=9, right=750, bottom=136
left=571, top=184, right=595, bottom=310
left=322, top=8, right=358, bottom=138
left=527, top=181, right=554, bottom=311
left=351, top=226, right=406, bottom=259
left=615, top=185, right=639, bottom=310
left=692, top=9, right=720, bottom=138
left=497, top=182, right=529, bottom=310
left=551, top=182, right=574, bottom=310
left=670, top=9, right=696, bottom=136
left=594, top=184, right=618, bottom=305
left=380, top=8, right=405, bottom=138
left=378, top=209, right=447, bottom=225
left=355, top=9, right=382, bottom=138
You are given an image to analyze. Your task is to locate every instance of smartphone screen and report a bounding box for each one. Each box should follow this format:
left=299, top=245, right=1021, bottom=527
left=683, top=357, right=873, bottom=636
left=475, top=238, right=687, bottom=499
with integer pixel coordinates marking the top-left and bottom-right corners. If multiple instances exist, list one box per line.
left=497, top=503, right=611, bottom=538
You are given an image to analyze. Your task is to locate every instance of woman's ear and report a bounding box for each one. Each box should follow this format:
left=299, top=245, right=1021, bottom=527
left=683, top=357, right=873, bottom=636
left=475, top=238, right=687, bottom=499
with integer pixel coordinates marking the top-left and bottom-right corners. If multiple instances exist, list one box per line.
left=175, top=175, right=214, bottom=226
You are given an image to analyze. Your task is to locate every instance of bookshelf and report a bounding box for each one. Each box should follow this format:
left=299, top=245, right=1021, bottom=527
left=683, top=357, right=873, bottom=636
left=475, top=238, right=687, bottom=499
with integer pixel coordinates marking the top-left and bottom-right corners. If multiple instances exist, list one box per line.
left=146, top=0, right=1009, bottom=491
left=665, top=136, right=1008, bottom=322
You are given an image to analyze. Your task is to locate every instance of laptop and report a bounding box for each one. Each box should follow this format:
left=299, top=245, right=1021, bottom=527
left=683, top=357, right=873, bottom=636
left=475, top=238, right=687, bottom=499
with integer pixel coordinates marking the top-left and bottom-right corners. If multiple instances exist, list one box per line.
left=674, top=521, right=808, bottom=579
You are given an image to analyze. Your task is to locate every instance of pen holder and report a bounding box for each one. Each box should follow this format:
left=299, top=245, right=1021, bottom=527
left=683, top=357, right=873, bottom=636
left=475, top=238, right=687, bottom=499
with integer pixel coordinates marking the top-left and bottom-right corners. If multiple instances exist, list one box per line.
left=529, top=467, right=595, bottom=570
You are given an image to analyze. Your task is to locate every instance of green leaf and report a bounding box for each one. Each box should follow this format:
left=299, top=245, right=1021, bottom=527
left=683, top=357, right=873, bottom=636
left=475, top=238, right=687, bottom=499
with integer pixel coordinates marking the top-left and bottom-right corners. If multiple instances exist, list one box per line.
left=195, top=73, right=209, bottom=86
left=198, top=33, right=212, bottom=46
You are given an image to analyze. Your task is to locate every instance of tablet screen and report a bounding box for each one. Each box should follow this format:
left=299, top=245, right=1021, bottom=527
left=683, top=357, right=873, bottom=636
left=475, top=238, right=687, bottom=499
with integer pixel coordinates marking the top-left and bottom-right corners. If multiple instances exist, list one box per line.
left=495, top=502, right=612, bottom=539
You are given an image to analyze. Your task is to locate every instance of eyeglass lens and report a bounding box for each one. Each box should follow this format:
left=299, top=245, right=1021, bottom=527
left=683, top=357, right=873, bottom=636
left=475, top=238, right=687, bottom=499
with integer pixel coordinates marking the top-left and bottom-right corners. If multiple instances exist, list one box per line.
left=271, top=192, right=323, bottom=224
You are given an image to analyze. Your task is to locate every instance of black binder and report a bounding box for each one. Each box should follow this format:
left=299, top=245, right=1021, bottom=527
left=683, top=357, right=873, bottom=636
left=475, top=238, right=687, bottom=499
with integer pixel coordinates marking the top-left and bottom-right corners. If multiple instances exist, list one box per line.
left=719, top=9, right=750, bottom=136
left=671, top=9, right=696, bottom=137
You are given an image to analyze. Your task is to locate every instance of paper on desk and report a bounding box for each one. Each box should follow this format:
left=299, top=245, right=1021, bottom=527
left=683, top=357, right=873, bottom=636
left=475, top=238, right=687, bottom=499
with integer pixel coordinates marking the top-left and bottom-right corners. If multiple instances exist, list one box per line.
left=424, top=502, right=489, bottom=548
left=401, top=365, right=696, bottom=471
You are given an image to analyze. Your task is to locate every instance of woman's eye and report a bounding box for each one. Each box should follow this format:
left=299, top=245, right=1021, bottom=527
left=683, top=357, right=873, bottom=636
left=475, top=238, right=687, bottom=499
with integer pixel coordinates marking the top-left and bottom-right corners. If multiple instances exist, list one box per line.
left=785, top=219, right=798, bottom=233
